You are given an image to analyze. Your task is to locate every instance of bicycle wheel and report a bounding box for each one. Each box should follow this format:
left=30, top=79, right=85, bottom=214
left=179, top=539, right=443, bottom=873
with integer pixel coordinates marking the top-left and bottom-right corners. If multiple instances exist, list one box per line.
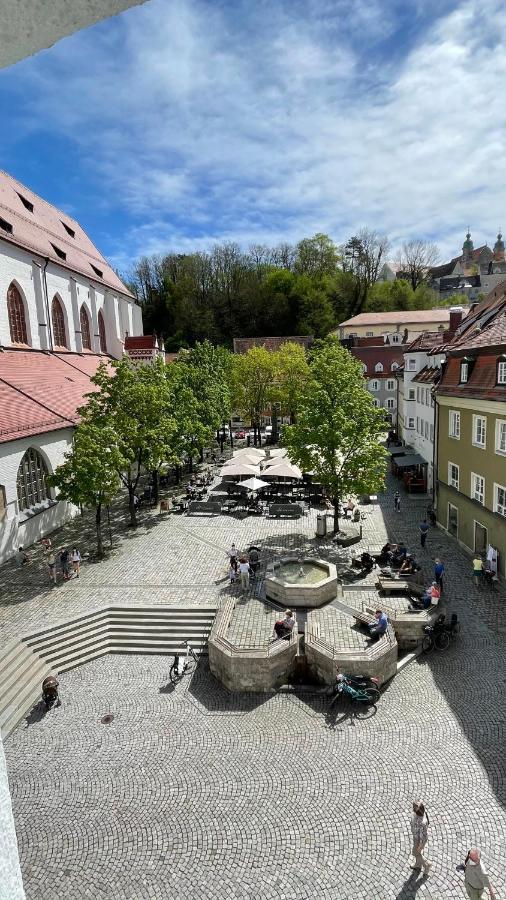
left=364, top=687, right=380, bottom=705
left=435, top=630, right=450, bottom=650
left=422, top=635, right=433, bottom=652
left=169, top=663, right=182, bottom=683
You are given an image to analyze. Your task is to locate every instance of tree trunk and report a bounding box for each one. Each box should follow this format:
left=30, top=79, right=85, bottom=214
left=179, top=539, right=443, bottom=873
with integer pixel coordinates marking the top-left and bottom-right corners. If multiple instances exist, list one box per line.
left=128, top=486, right=137, bottom=527
left=151, top=469, right=159, bottom=506
left=229, top=420, right=234, bottom=448
left=333, top=497, right=340, bottom=533
left=199, top=446, right=204, bottom=463
left=96, top=502, right=104, bottom=556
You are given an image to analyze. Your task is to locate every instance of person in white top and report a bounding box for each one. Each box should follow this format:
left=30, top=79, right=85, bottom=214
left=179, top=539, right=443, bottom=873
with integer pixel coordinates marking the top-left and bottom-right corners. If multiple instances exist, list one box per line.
left=238, top=557, right=249, bottom=591
left=71, top=548, right=81, bottom=578
left=410, top=800, right=431, bottom=875
left=463, top=848, right=496, bottom=899
left=228, top=543, right=238, bottom=572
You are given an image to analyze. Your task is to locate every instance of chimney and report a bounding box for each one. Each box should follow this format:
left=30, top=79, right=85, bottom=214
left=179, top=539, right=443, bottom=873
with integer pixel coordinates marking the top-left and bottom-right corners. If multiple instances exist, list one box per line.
left=448, top=306, right=464, bottom=337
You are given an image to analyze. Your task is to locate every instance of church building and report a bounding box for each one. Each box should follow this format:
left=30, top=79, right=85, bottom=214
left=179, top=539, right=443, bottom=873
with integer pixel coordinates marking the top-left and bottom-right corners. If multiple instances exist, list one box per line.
left=0, top=171, right=143, bottom=564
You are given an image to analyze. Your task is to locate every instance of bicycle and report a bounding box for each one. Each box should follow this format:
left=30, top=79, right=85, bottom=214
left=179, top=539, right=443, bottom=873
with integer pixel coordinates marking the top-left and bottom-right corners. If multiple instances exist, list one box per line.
left=329, top=673, right=380, bottom=708
left=169, top=640, right=199, bottom=683
left=422, top=613, right=460, bottom=652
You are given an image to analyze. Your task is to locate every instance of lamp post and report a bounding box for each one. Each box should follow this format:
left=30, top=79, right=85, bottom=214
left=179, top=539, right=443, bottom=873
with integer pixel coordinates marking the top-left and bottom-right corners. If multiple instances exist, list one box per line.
left=272, top=402, right=281, bottom=444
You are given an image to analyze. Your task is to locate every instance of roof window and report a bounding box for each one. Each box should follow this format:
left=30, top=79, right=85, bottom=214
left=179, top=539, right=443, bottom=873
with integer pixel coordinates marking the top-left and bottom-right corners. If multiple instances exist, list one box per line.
left=61, top=221, right=75, bottom=238
left=90, top=264, right=104, bottom=278
left=50, top=242, right=67, bottom=260
left=16, top=192, right=34, bottom=213
left=0, top=216, right=13, bottom=234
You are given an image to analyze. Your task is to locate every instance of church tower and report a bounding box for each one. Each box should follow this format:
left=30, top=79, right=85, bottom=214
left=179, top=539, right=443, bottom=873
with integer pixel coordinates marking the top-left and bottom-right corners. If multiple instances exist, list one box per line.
left=462, top=229, right=474, bottom=267
left=493, top=231, right=505, bottom=261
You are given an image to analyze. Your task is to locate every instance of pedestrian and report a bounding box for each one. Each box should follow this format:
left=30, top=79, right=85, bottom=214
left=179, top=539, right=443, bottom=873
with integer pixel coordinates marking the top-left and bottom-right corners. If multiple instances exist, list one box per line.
left=60, top=548, right=71, bottom=580
left=228, top=542, right=238, bottom=572
left=472, top=554, right=483, bottom=588
left=461, top=848, right=496, bottom=899
left=40, top=537, right=52, bottom=551
left=394, top=491, right=401, bottom=512
left=419, top=518, right=429, bottom=549
left=238, top=556, right=250, bottom=592
left=410, top=800, right=431, bottom=875
left=15, top=547, right=29, bottom=566
left=434, top=558, right=445, bottom=593
left=47, top=551, right=57, bottom=584
left=71, top=547, right=81, bottom=578
left=273, top=609, right=296, bottom=640
left=229, top=562, right=236, bottom=585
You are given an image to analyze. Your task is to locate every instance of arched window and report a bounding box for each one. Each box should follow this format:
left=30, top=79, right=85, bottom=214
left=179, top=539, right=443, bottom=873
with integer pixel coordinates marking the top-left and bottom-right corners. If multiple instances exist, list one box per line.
left=16, top=448, right=50, bottom=511
left=7, top=282, right=28, bottom=344
left=375, top=362, right=384, bottom=372
left=98, top=310, right=107, bottom=354
left=51, top=296, right=67, bottom=348
left=80, top=305, right=92, bottom=350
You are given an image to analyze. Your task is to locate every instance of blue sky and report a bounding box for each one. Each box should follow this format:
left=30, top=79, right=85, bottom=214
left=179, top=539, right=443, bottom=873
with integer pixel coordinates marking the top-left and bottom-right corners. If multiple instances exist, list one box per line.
left=1, top=0, right=504, bottom=275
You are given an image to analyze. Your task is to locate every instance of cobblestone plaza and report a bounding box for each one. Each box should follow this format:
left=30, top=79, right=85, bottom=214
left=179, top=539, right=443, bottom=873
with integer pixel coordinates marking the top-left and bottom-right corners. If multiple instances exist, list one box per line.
left=2, top=480, right=506, bottom=899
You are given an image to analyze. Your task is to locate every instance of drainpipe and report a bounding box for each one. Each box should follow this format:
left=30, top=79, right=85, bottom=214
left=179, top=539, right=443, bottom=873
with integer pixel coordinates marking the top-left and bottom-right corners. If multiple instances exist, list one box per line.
left=41, top=256, right=53, bottom=351
left=432, top=395, right=439, bottom=507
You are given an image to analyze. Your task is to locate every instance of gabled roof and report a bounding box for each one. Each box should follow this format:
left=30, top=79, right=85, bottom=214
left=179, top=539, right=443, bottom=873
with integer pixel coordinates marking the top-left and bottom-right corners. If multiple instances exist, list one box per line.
left=0, top=170, right=134, bottom=298
left=339, top=309, right=451, bottom=327
left=0, top=349, right=107, bottom=443
left=448, top=311, right=506, bottom=353
left=412, top=366, right=440, bottom=385
left=437, top=354, right=506, bottom=401
left=406, top=331, right=446, bottom=352
left=233, top=336, right=313, bottom=354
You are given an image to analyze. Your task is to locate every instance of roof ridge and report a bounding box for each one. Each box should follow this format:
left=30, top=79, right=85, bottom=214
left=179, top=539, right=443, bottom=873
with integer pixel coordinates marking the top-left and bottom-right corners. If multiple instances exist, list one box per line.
left=0, top=169, right=81, bottom=228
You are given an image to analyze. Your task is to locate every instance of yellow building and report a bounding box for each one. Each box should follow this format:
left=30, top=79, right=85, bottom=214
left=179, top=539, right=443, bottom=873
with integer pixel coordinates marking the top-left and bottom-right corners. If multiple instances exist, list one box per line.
left=338, top=309, right=453, bottom=342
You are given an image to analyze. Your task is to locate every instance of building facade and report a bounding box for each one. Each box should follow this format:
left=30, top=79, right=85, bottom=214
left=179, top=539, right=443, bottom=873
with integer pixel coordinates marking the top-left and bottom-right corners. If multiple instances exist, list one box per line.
left=0, top=171, right=143, bottom=563
left=344, top=336, right=404, bottom=424
left=337, top=308, right=453, bottom=342
left=430, top=230, right=506, bottom=302
left=435, top=288, right=506, bottom=574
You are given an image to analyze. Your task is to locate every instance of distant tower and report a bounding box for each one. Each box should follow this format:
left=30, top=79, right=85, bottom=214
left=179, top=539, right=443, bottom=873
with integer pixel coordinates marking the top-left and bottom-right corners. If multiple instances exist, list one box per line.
left=462, top=229, right=474, bottom=266
left=493, top=231, right=505, bottom=261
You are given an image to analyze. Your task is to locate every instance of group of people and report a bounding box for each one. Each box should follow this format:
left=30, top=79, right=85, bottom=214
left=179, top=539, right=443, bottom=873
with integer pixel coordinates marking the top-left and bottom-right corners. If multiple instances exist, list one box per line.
left=15, top=538, right=82, bottom=583
left=410, top=801, right=496, bottom=898
left=227, top=543, right=260, bottom=591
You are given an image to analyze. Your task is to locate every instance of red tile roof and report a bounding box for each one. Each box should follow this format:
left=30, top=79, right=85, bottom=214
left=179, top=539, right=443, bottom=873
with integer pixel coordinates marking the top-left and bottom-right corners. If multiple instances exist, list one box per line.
left=0, top=349, right=106, bottom=443
left=124, top=335, right=159, bottom=350
left=233, top=336, right=313, bottom=354
left=437, top=354, right=506, bottom=401
left=406, top=331, right=447, bottom=352
left=412, top=366, right=440, bottom=384
left=339, top=309, right=451, bottom=327
left=0, top=171, right=134, bottom=298
left=349, top=345, right=404, bottom=370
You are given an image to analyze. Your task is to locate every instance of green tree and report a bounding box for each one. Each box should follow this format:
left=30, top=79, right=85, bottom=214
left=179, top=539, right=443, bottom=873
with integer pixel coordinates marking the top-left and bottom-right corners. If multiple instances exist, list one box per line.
left=84, top=358, right=181, bottom=526
left=49, top=422, right=122, bottom=556
left=175, top=341, right=232, bottom=461
left=283, top=339, right=387, bottom=531
left=275, top=342, right=310, bottom=423
left=232, top=347, right=276, bottom=445
left=295, top=233, right=340, bottom=279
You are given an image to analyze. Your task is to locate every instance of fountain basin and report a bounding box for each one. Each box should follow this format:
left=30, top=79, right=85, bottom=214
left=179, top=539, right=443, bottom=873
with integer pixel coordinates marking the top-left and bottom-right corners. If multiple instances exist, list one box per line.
left=265, top=557, right=338, bottom=608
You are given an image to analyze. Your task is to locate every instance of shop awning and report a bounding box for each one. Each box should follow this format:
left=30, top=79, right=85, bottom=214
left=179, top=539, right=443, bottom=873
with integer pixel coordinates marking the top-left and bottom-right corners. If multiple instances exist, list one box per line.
left=394, top=454, right=426, bottom=469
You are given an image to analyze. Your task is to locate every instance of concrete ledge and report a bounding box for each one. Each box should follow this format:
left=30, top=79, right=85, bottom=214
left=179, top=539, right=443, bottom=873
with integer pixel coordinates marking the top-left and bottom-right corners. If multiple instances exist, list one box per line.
left=208, top=599, right=298, bottom=691
left=305, top=612, right=398, bottom=687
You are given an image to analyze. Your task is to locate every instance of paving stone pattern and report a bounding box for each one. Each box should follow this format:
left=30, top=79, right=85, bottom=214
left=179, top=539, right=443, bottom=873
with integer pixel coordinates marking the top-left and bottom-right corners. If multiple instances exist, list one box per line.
left=2, top=473, right=506, bottom=899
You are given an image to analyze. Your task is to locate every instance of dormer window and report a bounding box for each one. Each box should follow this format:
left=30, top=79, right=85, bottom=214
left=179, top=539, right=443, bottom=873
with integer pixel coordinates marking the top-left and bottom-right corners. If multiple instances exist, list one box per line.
left=375, top=362, right=383, bottom=373
left=90, top=264, right=104, bottom=278
left=50, top=243, right=67, bottom=260
left=0, top=216, right=13, bottom=234
left=16, top=192, right=34, bottom=213
left=497, top=357, right=506, bottom=385
left=460, top=361, right=469, bottom=383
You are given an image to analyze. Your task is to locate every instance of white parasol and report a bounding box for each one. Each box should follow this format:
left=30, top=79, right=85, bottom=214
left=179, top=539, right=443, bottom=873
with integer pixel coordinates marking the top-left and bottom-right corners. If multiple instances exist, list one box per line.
left=220, top=462, right=260, bottom=478
left=236, top=476, right=270, bottom=492
left=233, top=447, right=264, bottom=458
left=262, top=461, right=303, bottom=480
left=228, top=452, right=263, bottom=466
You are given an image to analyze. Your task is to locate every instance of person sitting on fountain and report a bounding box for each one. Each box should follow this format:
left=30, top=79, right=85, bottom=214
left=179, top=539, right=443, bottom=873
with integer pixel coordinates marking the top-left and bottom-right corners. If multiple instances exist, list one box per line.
left=411, top=582, right=440, bottom=610
left=343, top=498, right=355, bottom=519
left=359, top=551, right=375, bottom=573
left=399, top=553, right=416, bottom=576
left=274, top=609, right=296, bottom=640
left=368, top=609, right=388, bottom=641
left=391, top=542, right=407, bottom=568
left=376, top=542, right=393, bottom=565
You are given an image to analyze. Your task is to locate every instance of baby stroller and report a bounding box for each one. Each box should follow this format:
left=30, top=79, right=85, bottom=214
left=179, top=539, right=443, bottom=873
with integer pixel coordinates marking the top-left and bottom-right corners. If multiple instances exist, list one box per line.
left=42, top=675, right=60, bottom=710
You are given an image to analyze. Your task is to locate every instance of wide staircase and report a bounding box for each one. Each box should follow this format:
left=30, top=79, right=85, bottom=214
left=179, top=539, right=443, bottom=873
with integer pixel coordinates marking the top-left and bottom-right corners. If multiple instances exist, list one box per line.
left=0, top=605, right=216, bottom=740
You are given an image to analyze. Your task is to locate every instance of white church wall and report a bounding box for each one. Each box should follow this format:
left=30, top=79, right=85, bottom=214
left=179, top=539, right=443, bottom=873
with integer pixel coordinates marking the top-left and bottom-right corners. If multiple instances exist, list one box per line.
left=0, top=734, right=25, bottom=900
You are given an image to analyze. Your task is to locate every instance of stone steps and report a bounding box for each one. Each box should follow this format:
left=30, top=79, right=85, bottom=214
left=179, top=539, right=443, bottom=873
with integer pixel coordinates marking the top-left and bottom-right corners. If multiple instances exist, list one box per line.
left=0, top=606, right=216, bottom=740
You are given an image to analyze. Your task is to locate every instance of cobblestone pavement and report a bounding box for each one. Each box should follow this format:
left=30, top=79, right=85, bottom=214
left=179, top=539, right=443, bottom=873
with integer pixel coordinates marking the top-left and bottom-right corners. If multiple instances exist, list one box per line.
left=2, top=472, right=506, bottom=898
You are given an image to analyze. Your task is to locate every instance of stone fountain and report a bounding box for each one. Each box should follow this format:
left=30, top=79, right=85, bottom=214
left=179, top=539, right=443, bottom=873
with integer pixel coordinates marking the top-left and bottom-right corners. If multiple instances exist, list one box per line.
left=264, top=557, right=338, bottom=608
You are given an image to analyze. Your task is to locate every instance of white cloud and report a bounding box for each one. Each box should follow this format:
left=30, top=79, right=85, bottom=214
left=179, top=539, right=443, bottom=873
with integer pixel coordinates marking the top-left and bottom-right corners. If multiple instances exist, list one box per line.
left=6, top=0, right=506, bottom=262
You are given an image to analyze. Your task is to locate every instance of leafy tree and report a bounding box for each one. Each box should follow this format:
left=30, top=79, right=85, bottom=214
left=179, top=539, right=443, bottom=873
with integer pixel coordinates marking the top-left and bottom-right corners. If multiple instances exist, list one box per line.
left=341, top=228, right=390, bottom=317
left=175, top=341, right=232, bottom=459
left=295, top=233, right=340, bottom=279
left=232, top=347, right=276, bottom=445
left=84, top=358, right=181, bottom=526
left=49, top=422, right=122, bottom=556
left=283, top=339, right=387, bottom=531
left=275, top=342, right=310, bottom=423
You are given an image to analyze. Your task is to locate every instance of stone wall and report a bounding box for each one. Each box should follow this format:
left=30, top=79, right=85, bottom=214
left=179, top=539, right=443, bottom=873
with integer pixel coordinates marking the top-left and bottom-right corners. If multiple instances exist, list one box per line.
left=0, top=735, right=25, bottom=900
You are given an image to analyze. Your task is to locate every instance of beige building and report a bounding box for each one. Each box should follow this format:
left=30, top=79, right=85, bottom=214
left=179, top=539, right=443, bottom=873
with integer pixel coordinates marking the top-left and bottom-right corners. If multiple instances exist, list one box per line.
left=338, top=309, right=454, bottom=342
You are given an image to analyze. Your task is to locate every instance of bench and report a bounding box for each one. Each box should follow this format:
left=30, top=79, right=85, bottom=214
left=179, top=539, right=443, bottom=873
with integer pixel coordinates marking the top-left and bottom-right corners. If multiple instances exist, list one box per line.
left=377, top=578, right=424, bottom=596
left=187, top=500, right=221, bottom=516
left=268, top=503, right=303, bottom=519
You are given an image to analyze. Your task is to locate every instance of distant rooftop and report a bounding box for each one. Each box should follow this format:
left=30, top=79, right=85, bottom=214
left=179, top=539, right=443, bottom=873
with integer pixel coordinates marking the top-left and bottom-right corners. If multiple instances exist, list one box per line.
left=339, top=309, right=451, bottom=328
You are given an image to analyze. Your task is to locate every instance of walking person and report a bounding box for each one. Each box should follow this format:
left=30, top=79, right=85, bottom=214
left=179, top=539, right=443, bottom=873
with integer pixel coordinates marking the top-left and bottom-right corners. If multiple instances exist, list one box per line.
left=434, top=558, right=445, bottom=593
left=228, top=543, right=238, bottom=573
left=71, top=547, right=81, bottom=578
left=238, top=557, right=250, bottom=592
left=60, top=547, right=71, bottom=581
left=472, top=554, right=483, bottom=588
left=47, top=551, right=57, bottom=584
left=394, top=491, right=401, bottom=513
left=410, top=800, right=431, bottom=875
left=461, top=848, right=496, bottom=899
left=419, top=518, right=429, bottom=549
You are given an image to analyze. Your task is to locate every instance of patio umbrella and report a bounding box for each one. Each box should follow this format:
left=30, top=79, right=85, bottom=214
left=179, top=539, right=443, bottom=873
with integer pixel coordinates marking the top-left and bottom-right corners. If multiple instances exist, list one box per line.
left=233, top=447, right=264, bottom=458
left=236, top=476, right=270, bottom=492
left=220, top=462, right=260, bottom=478
left=266, top=447, right=288, bottom=457
left=227, top=452, right=263, bottom=466
left=263, top=455, right=289, bottom=467
left=262, top=461, right=303, bottom=479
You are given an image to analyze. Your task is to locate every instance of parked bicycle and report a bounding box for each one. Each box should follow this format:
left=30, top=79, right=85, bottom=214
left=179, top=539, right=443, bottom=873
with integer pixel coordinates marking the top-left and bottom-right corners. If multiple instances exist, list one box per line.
left=422, top=613, right=460, bottom=652
left=329, top=672, right=380, bottom=708
left=169, top=640, right=199, bottom=683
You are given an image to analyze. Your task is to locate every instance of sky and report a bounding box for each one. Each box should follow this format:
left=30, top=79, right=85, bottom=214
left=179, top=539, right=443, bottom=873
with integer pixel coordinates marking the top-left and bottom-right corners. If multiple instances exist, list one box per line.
left=1, top=0, right=505, bottom=275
